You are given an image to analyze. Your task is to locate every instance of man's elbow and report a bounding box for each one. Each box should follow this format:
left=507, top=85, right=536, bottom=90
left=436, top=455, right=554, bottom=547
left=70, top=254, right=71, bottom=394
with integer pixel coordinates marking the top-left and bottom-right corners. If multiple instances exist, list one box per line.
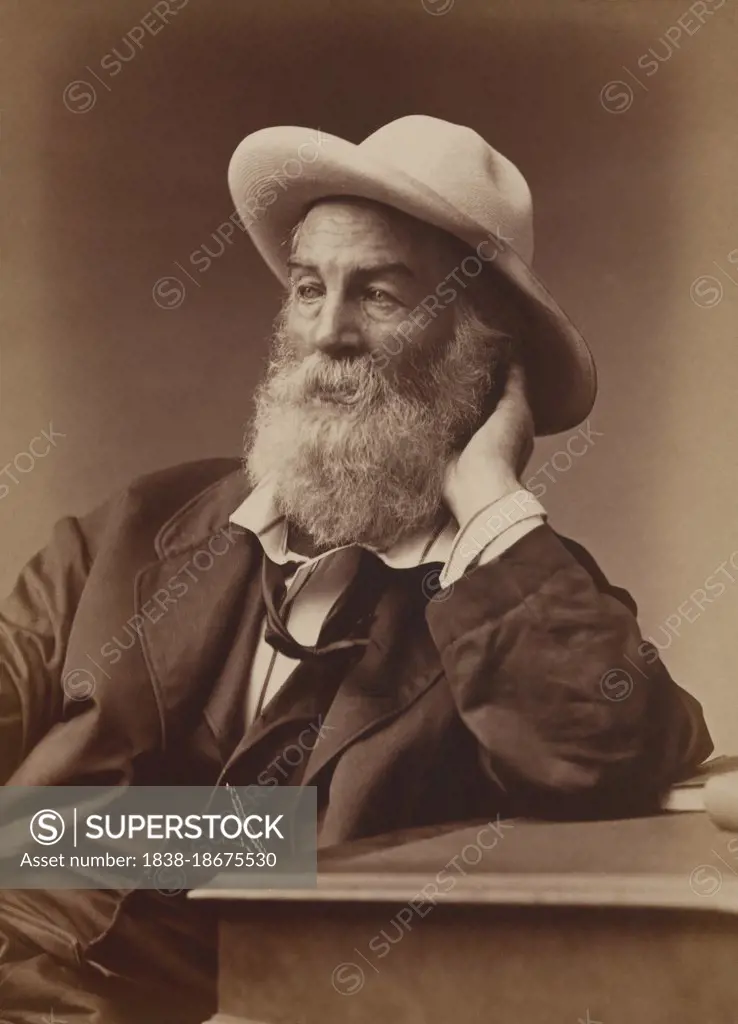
left=496, top=748, right=678, bottom=821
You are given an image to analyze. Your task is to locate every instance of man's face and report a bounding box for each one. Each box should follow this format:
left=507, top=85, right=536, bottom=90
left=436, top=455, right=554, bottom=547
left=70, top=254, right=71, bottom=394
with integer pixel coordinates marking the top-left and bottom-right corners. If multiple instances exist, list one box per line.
left=284, top=199, right=458, bottom=381
left=246, top=199, right=509, bottom=551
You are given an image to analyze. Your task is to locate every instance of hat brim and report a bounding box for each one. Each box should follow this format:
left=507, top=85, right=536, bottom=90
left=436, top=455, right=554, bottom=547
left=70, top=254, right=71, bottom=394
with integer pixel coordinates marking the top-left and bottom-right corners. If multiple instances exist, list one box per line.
left=228, top=126, right=596, bottom=436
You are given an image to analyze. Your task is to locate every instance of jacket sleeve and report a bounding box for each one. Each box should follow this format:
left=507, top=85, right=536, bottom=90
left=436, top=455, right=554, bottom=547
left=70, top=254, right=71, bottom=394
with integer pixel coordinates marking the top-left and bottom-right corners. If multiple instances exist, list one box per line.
left=0, top=516, right=92, bottom=784
left=425, top=524, right=714, bottom=819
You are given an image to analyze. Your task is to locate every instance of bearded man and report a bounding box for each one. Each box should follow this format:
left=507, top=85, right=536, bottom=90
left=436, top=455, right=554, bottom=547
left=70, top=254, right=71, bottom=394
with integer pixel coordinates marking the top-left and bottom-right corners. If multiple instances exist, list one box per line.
left=0, top=116, right=711, bottom=1023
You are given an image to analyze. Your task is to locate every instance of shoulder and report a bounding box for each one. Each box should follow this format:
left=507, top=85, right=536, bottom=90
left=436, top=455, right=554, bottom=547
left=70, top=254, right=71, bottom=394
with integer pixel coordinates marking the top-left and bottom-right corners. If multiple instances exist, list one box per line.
left=118, top=457, right=243, bottom=511
left=77, top=457, right=245, bottom=558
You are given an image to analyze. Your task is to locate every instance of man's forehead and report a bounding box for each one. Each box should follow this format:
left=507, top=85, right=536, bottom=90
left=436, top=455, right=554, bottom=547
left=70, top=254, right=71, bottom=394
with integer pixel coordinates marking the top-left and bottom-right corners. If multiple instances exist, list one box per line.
left=292, top=198, right=458, bottom=273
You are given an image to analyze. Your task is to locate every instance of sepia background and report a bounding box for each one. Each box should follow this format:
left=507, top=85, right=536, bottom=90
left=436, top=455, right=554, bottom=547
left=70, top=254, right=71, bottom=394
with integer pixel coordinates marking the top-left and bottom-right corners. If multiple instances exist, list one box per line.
left=1, top=0, right=737, bottom=750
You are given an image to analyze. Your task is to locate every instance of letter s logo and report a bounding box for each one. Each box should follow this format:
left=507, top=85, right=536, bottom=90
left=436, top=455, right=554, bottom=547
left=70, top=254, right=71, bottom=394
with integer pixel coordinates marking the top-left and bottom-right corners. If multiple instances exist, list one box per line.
left=30, top=809, right=65, bottom=845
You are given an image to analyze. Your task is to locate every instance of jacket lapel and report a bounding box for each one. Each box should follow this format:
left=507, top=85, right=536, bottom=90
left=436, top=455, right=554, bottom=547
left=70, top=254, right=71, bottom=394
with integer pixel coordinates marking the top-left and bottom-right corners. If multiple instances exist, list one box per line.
left=215, top=562, right=444, bottom=784
left=136, top=469, right=262, bottom=764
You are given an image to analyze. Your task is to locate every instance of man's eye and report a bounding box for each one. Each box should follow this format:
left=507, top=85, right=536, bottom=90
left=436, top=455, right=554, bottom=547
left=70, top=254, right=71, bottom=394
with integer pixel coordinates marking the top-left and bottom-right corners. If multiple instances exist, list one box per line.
left=366, top=288, right=397, bottom=307
left=295, top=283, right=323, bottom=301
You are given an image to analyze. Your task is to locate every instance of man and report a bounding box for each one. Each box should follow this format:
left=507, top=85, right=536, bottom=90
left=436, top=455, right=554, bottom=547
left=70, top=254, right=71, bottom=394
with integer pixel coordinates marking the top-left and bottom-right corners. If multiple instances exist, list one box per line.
left=0, top=115, right=711, bottom=1022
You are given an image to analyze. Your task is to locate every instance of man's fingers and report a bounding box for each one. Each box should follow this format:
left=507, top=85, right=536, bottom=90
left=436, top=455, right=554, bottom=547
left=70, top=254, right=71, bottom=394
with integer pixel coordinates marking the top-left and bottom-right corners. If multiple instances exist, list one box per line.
left=516, top=431, right=535, bottom=476
left=502, top=361, right=527, bottom=401
left=494, top=362, right=535, bottom=473
left=496, top=362, right=533, bottom=423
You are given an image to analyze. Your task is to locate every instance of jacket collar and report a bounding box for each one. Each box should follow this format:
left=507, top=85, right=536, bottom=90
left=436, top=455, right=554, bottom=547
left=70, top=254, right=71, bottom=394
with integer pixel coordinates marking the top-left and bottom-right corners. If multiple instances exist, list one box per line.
left=153, top=463, right=459, bottom=571
left=154, top=466, right=251, bottom=558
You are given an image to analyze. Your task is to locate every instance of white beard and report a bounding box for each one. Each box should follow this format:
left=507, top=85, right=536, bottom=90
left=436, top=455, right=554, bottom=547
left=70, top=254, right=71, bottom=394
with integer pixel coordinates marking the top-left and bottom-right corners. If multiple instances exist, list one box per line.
left=245, top=303, right=509, bottom=550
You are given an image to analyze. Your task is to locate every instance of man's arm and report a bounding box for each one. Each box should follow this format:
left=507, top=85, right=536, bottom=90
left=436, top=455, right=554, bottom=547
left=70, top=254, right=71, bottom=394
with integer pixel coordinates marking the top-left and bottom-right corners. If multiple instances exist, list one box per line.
left=0, top=516, right=92, bottom=783
left=426, top=523, right=713, bottom=819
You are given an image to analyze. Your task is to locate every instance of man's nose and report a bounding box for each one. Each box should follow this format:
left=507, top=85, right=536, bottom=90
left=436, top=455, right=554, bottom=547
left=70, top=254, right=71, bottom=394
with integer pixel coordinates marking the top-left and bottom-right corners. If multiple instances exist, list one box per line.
left=310, top=296, right=365, bottom=358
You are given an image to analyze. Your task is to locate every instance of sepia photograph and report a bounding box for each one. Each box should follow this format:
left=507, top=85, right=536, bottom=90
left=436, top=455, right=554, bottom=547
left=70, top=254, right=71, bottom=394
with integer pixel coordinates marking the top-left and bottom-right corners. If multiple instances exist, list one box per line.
left=0, top=0, right=737, bottom=1021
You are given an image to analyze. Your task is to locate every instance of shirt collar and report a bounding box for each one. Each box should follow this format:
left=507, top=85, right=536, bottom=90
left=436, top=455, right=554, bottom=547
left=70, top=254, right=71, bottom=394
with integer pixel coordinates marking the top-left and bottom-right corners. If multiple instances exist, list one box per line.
left=229, top=474, right=457, bottom=570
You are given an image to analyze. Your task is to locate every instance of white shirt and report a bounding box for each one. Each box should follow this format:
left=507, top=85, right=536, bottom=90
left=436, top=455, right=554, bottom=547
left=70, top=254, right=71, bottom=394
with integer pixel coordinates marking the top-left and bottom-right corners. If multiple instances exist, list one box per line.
left=229, top=476, right=545, bottom=725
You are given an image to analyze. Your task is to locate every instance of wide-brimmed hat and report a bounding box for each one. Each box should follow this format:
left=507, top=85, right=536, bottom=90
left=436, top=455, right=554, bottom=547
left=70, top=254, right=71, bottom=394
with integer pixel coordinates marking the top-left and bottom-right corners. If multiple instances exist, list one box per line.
left=228, top=114, right=596, bottom=435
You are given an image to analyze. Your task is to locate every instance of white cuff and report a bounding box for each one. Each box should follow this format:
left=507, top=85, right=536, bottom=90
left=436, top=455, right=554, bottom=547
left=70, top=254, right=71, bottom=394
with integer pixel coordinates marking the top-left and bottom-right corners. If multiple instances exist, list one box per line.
left=439, top=489, right=547, bottom=588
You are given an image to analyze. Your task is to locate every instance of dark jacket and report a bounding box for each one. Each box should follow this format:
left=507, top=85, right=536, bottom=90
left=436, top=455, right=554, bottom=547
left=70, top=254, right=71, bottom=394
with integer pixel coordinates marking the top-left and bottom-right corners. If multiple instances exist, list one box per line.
left=1, top=457, right=712, bottom=841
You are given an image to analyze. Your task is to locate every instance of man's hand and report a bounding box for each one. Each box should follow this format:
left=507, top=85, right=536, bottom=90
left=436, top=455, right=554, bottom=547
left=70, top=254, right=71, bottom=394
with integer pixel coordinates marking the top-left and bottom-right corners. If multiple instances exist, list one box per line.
left=443, top=362, right=534, bottom=525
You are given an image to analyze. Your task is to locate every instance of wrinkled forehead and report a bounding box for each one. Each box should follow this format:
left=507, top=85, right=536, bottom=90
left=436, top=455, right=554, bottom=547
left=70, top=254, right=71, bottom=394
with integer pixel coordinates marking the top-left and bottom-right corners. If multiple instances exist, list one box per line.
left=290, top=197, right=467, bottom=279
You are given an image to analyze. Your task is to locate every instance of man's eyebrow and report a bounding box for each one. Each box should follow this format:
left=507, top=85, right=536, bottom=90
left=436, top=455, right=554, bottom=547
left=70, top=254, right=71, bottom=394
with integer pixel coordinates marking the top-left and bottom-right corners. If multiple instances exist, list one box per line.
left=286, top=259, right=416, bottom=280
left=358, top=262, right=416, bottom=280
left=286, top=259, right=317, bottom=275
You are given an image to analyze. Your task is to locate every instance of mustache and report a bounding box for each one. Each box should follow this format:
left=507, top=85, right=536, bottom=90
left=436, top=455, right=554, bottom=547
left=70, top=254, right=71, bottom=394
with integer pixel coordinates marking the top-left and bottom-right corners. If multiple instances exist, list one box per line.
left=265, top=350, right=391, bottom=408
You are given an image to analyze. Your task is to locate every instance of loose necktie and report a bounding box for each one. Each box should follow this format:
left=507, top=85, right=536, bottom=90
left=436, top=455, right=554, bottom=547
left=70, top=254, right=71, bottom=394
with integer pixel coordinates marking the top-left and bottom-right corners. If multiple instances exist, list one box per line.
left=260, top=552, right=379, bottom=660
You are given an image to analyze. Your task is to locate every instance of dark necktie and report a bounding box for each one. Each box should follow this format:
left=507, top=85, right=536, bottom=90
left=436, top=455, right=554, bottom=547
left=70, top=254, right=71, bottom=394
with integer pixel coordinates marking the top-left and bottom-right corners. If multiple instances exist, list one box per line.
left=260, top=552, right=379, bottom=660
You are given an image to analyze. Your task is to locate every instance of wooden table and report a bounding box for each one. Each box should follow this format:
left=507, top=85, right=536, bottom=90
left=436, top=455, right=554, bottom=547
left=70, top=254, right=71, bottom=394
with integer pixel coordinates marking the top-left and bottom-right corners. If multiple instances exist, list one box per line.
left=190, top=812, right=738, bottom=1023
